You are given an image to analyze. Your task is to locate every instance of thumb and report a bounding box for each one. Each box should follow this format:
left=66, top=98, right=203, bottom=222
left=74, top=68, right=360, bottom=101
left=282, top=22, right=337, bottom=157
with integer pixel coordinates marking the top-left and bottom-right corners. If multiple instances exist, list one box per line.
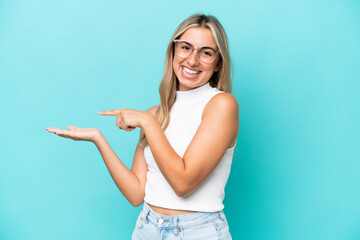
left=67, top=125, right=79, bottom=130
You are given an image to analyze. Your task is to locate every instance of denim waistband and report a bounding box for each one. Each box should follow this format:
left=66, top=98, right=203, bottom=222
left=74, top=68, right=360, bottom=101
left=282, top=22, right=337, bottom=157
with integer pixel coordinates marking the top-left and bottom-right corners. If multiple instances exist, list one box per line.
left=139, top=202, right=226, bottom=229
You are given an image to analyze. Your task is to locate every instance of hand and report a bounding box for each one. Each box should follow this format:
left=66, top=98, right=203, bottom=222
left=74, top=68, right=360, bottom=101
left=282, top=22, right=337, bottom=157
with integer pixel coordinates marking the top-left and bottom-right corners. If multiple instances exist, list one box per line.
left=46, top=126, right=102, bottom=143
left=98, top=109, right=150, bottom=132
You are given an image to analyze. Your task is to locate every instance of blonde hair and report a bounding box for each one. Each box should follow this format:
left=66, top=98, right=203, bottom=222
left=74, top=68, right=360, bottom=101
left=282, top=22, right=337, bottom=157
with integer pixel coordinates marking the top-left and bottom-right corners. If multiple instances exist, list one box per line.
left=139, top=14, right=232, bottom=148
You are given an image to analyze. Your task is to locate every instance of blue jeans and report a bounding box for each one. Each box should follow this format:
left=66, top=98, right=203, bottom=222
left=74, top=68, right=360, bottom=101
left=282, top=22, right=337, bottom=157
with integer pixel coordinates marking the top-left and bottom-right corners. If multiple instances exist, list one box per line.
left=132, top=202, right=232, bottom=240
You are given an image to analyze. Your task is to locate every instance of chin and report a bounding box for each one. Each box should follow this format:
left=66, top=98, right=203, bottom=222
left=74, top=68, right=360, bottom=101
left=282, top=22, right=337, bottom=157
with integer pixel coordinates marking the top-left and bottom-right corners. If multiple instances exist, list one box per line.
left=178, top=79, right=205, bottom=91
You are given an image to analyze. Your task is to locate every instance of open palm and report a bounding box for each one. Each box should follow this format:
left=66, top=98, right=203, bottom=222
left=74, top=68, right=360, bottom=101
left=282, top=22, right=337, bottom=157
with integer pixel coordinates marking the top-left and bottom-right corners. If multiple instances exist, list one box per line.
left=46, top=126, right=101, bottom=142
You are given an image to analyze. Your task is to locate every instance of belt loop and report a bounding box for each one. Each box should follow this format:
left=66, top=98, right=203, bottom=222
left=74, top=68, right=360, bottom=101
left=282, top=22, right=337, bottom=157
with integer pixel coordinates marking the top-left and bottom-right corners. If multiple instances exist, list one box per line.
left=143, top=203, right=151, bottom=224
left=173, top=216, right=179, bottom=236
left=137, top=205, right=148, bottom=229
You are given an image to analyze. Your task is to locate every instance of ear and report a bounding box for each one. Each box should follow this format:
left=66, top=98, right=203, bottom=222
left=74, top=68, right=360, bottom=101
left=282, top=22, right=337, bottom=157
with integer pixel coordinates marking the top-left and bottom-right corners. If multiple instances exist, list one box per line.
left=214, top=58, right=221, bottom=72
left=214, top=62, right=220, bottom=72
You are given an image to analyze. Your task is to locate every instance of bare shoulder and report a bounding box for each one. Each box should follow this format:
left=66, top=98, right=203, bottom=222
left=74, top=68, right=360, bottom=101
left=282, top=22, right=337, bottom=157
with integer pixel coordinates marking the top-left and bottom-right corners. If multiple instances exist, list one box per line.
left=146, top=105, right=159, bottom=115
left=204, top=92, right=239, bottom=116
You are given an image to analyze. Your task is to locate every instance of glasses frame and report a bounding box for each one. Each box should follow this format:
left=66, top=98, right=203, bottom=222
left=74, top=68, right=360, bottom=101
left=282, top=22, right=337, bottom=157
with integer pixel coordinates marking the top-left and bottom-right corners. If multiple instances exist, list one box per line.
left=173, top=40, right=219, bottom=63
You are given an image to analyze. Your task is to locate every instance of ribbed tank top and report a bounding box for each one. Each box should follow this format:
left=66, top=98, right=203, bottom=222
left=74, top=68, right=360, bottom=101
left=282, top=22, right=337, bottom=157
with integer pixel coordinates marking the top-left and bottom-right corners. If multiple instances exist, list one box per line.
left=144, top=83, right=235, bottom=212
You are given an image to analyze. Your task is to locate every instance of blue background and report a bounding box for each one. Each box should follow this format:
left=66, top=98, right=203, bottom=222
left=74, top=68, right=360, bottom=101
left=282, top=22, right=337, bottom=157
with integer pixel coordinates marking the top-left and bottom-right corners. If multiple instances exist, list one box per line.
left=1, top=0, right=359, bottom=239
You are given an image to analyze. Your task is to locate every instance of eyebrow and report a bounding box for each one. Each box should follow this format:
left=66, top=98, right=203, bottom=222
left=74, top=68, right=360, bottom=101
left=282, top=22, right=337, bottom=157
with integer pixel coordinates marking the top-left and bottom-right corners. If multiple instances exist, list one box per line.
left=181, top=40, right=217, bottom=52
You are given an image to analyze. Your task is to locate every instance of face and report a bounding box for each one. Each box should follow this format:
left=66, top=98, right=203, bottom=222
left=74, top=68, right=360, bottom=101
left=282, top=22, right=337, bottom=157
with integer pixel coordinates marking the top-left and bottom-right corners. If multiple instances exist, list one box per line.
left=173, top=27, right=219, bottom=91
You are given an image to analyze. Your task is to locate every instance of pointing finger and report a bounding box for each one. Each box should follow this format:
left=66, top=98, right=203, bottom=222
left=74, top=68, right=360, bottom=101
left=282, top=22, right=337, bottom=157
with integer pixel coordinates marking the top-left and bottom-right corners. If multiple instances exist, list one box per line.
left=98, top=109, right=122, bottom=116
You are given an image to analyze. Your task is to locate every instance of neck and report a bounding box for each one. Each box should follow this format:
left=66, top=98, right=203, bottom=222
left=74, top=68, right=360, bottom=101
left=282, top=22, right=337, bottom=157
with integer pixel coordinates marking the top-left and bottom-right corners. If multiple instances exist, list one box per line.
left=175, top=83, right=213, bottom=105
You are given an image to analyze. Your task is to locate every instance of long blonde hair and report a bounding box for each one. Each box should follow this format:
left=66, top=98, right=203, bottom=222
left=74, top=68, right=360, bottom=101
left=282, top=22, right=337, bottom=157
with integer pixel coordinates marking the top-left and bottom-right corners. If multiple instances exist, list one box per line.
left=139, top=14, right=232, bottom=148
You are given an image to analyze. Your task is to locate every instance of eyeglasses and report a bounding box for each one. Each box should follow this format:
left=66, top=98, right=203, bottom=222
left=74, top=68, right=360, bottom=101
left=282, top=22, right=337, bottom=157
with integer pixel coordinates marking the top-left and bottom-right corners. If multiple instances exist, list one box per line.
left=173, top=40, right=219, bottom=63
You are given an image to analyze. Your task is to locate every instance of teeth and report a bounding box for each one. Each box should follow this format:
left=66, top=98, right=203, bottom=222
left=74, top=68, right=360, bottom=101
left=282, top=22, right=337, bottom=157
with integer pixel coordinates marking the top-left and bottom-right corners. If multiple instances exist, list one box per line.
left=183, top=67, right=200, bottom=75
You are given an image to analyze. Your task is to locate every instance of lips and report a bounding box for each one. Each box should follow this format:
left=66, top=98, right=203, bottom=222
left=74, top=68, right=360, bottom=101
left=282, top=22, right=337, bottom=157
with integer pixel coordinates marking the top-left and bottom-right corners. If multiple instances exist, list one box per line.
left=181, top=67, right=201, bottom=79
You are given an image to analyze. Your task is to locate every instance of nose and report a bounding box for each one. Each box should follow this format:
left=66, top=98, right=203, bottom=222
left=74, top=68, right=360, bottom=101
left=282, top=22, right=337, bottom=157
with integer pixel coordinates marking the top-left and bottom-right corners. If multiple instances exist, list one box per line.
left=186, top=49, right=200, bottom=66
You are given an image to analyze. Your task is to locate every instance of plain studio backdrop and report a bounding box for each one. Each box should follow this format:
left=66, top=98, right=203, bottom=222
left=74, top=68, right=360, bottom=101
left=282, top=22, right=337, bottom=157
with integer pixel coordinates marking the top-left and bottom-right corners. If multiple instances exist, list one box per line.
left=0, top=0, right=359, bottom=239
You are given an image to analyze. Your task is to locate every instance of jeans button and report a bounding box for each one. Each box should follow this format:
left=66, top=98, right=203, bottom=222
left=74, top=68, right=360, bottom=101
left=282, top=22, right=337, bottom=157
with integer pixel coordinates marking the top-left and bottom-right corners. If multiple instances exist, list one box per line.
left=157, top=218, right=165, bottom=224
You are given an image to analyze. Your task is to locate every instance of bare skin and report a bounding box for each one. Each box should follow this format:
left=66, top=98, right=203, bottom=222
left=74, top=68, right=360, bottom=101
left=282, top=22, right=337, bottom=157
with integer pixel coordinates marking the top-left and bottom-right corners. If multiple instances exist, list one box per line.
left=46, top=27, right=239, bottom=216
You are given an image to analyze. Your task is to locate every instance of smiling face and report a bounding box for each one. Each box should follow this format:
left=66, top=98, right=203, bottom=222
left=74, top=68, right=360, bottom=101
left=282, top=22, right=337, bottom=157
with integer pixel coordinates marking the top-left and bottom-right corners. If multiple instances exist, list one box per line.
left=173, top=27, right=220, bottom=91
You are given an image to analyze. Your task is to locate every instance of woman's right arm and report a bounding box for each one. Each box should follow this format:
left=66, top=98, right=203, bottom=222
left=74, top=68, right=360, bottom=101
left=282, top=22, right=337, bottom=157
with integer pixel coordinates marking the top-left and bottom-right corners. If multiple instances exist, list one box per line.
left=94, top=134, right=147, bottom=207
left=95, top=106, right=159, bottom=206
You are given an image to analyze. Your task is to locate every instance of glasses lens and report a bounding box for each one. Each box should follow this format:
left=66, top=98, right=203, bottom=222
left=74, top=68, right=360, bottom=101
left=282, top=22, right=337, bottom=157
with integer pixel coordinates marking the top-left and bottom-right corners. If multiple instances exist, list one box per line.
left=175, top=41, right=192, bottom=57
left=199, top=49, right=216, bottom=63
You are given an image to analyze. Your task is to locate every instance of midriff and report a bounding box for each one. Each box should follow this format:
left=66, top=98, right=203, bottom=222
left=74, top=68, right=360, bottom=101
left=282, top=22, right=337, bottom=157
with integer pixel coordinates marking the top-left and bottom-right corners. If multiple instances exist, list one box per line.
left=148, top=203, right=196, bottom=216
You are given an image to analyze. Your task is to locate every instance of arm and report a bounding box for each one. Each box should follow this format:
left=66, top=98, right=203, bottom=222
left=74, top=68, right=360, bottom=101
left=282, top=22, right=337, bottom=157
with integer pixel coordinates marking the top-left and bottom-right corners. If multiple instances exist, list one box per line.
left=45, top=126, right=148, bottom=207
left=95, top=106, right=158, bottom=206
left=142, top=93, right=239, bottom=197
left=94, top=133, right=147, bottom=206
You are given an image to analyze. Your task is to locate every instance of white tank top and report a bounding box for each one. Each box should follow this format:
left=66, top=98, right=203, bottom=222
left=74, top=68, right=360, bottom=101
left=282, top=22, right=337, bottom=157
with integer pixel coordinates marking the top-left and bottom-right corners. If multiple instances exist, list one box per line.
left=144, top=83, right=235, bottom=212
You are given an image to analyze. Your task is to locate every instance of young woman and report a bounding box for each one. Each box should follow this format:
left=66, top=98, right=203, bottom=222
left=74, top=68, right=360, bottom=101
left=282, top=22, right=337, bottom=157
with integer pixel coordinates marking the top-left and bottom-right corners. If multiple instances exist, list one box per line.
left=46, top=14, right=239, bottom=240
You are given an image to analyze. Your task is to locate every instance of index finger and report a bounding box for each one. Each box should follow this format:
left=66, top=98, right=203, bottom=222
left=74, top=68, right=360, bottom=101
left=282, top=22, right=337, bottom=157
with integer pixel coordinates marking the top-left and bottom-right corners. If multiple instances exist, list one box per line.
left=98, top=109, right=122, bottom=116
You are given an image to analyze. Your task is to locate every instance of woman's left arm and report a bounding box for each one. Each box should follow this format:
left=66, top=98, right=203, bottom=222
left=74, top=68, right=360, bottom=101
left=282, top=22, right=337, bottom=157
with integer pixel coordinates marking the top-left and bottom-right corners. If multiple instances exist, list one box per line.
left=99, top=93, right=239, bottom=197
left=145, top=93, right=238, bottom=197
